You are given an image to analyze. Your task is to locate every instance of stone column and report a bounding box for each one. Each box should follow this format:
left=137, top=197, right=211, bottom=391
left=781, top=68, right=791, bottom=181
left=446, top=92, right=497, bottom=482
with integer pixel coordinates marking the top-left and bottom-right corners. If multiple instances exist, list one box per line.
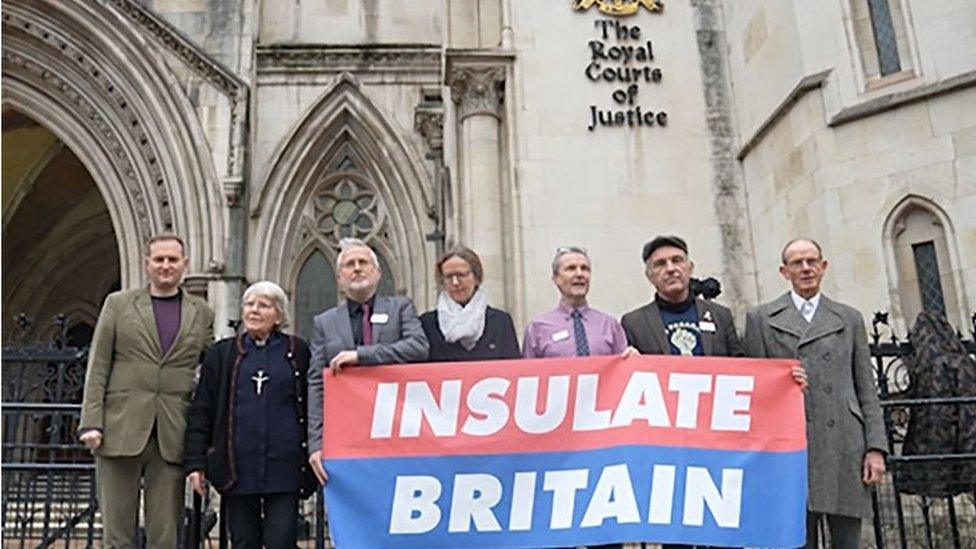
left=448, top=64, right=507, bottom=307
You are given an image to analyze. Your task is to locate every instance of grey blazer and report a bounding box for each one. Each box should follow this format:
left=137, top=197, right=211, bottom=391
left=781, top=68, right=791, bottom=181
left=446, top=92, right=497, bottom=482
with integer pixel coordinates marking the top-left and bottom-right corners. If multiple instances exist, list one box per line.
left=744, top=292, right=888, bottom=518
left=306, top=295, right=429, bottom=452
left=620, top=298, right=744, bottom=357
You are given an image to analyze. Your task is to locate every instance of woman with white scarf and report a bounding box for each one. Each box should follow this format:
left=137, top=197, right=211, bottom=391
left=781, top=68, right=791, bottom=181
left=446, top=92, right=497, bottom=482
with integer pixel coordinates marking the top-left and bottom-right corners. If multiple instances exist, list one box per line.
left=419, top=245, right=521, bottom=362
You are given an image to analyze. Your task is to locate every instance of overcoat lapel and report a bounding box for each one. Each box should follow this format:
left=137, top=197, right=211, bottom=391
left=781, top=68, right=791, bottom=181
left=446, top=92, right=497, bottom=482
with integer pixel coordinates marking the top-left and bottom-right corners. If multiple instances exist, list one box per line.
left=695, top=299, right=715, bottom=356
left=332, top=302, right=354, bottom=349
left=642, top=301, right=670, bottom=354
left=798, top=296, right=844, bottom=347
left=766, top=293, right=806, bottom=340
left=134, top=290, right=162, bottom=360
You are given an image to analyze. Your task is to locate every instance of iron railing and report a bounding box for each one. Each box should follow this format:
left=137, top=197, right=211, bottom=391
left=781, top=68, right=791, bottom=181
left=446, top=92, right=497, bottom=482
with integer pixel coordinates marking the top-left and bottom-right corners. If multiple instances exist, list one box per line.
left=866, top=312, right=976, bottom=549
left=2, top=315, right=98, bottom=547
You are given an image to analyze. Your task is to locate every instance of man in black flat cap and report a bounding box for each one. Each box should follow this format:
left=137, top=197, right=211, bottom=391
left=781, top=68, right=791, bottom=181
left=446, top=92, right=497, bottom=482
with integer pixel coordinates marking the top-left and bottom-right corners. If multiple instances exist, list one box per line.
left=621, top=235, right=743, bottom=360
left=615, top=235, right=744, bottom=549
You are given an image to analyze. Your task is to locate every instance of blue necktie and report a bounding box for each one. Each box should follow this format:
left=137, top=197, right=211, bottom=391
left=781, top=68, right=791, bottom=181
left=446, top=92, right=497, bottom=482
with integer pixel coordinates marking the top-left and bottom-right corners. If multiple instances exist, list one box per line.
left=571, top=309, right=590, bottom=357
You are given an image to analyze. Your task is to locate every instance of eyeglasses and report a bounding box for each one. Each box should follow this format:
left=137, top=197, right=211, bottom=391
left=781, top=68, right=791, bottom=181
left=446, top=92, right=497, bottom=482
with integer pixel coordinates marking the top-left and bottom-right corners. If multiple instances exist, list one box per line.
left=442, top=271, right=473, bottom=282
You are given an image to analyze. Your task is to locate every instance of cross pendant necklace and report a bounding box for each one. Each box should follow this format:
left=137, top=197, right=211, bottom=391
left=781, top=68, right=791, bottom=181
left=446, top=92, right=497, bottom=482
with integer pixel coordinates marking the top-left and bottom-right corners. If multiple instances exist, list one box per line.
left=251, top=369, right=269, bottom=396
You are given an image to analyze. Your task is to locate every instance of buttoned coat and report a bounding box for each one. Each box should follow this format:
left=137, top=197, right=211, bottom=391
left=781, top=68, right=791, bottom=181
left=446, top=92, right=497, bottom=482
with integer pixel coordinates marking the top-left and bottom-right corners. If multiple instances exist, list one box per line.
left=620, top=298, right=744, bottom=357
left=79, top=288, right=215, bottom=463
left=306, top=295, right=429, bottom=452
left=743, top=292, right=887, bottom=518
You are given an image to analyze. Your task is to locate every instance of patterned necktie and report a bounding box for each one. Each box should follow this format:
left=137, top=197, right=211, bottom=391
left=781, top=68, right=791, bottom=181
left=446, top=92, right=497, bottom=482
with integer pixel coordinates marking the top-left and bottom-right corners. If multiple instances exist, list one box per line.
left=571, top=309, right=590, bottom=357
left=362, top=302, right=373, bottom=345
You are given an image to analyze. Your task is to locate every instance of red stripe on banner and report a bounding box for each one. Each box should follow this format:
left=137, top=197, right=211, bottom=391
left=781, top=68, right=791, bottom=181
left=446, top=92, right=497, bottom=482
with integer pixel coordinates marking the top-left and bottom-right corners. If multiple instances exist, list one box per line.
left=323, top=355, right=805, bottom=459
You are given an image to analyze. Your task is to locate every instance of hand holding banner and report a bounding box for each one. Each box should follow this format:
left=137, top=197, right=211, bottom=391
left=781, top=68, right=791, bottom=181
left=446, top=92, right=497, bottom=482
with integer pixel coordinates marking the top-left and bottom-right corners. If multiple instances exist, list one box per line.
left=323, top=355, right=806, bottom=548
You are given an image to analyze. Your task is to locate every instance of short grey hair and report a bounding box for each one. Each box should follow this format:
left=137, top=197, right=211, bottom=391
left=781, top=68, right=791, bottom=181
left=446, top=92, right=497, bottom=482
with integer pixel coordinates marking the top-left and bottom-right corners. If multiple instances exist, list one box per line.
left=551, top=245, right=590, bottom=275
left=242, top=281, right=290, bottom=329
left=336, top=237, right=380, bottom=270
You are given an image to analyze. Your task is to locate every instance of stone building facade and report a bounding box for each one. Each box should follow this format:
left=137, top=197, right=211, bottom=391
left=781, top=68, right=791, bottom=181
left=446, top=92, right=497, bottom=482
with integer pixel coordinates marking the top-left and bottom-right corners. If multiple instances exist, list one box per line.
left=3, top=0, right=973, bottom=343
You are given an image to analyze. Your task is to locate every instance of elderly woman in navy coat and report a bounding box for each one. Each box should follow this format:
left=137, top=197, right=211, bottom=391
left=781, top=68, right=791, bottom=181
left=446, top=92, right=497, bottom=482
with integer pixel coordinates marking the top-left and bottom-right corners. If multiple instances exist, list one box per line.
left=184, top=281, right=317, bottom=549
left=420, top=245, right=521, bottom=362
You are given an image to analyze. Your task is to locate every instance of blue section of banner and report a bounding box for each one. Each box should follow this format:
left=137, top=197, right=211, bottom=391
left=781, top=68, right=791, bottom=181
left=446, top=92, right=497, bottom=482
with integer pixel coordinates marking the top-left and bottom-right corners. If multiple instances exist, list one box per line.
left=323, top=445, right=806, bottom=549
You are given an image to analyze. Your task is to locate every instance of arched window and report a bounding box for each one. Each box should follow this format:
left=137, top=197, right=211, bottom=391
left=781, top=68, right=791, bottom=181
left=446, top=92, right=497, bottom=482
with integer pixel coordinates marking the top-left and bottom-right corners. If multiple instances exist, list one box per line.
left=887, top=200, right=961, bottom=328
left=290, top=150, right=406, bottom=339
left=850, top=0, right=914, bottom=84
left=294, top=251, right=336, bottom=342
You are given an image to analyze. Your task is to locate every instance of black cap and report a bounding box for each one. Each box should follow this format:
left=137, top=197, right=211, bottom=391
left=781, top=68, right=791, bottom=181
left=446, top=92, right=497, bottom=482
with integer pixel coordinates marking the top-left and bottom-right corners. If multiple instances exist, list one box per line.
left=641, top=235, right=689, bottom=262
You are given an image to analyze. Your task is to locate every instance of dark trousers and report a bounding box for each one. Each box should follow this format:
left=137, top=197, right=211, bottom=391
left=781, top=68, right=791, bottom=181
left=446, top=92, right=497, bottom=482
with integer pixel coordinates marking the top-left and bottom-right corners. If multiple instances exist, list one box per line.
left=805, top=512, right=861, bottom=549
left=224, top=492, right=298, bottom=549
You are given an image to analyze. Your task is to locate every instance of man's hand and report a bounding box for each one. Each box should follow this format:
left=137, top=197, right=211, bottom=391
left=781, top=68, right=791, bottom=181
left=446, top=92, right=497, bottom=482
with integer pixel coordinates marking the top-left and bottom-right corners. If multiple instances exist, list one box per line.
left=187, top=471, right=208, bottom=496
left=790, top=365, right=809, bottom=390
left=620, top=346, right=640, bottom=358
left=329, top=350, right=359, bottom=375
left=309, top=450, right=328, bottom=485
left=862, top=450, right=886, bottom=485
left=79, top=430, right=102, bottom=451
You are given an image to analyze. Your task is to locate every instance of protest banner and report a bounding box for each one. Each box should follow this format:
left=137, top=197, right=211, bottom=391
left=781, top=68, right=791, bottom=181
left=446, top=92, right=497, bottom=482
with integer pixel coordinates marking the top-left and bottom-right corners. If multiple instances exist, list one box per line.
left=322, top=355, right=806, bottom=548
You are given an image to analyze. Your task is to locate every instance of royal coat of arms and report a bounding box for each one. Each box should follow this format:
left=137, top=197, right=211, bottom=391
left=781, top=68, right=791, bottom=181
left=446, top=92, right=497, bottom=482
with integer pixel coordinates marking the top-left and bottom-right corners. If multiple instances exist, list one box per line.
left=572, top=0, right=664, bottom=16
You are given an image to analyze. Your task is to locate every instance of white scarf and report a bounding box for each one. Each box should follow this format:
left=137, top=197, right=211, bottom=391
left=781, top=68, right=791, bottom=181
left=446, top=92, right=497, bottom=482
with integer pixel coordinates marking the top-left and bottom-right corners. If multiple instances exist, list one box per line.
left=437, top=288, right=488, bottom=351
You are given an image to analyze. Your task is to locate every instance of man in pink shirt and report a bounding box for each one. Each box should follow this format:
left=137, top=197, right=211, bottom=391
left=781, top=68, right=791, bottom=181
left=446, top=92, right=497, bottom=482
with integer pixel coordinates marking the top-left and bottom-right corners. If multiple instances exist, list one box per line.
left=523, top=246, right=634, bottom=359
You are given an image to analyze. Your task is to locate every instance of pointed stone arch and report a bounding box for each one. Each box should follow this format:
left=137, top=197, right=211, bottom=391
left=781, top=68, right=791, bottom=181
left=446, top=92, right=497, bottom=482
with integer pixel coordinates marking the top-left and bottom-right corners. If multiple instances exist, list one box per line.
left=252, top=73, right=435, bottom=308
left=2, top=0, right=223, bottom=288
left=881, top=194, right=969, bottom=332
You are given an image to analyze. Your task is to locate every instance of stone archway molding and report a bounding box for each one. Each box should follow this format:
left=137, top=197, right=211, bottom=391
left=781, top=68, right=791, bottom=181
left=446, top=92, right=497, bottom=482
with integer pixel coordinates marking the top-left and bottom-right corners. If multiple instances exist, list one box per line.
left=2, top=0, right=224, bottom=287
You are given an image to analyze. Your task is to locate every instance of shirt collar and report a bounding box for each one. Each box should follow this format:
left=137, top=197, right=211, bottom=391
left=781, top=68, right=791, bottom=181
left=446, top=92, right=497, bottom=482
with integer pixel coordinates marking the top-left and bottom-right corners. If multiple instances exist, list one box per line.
left=790, top=290, right=821, bottom=311
left=557, top=300, right=590, bottom=318
left=349, top=295, right=377, bottom=314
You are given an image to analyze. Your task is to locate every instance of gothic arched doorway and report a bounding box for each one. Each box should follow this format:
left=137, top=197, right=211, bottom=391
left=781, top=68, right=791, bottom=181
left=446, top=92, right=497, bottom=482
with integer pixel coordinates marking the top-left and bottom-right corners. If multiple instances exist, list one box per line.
left=2, top=108, right=119, bottom=343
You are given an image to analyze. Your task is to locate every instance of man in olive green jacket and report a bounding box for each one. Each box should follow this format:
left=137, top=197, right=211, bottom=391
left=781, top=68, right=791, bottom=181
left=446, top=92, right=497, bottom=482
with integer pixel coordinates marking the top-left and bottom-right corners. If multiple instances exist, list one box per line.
left=79, top=234, right=214, bottom=548
left=744, top=238, right=887, bottom=549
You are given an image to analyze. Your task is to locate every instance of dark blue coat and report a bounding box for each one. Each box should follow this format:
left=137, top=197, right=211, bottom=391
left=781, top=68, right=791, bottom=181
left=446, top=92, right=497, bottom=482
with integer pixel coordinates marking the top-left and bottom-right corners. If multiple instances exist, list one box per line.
left=184, top=332, right=318, bottom=498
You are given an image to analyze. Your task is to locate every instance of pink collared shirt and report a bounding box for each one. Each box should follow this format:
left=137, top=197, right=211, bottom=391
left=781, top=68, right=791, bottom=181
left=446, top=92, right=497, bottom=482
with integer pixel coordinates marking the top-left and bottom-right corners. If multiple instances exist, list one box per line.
left=522, top=302, right=628, bottom=358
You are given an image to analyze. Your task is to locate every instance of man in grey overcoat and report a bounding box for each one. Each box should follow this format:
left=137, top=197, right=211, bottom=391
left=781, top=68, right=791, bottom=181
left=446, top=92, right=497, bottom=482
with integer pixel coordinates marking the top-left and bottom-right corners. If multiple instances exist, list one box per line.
left=744, top=238, right=887, bottom=549
left=306, top=237, right=428, bottom=485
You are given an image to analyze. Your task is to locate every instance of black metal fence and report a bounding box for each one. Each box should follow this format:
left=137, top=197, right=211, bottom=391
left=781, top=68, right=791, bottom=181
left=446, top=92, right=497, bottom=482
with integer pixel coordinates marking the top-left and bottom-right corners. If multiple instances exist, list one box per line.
left=2, top=315, right=98, bottom=547
left=1, top=316, right=329, bottom=548
left=4, top=312, right=976, bottom=548
left=866, top=312, right=976, bottom=549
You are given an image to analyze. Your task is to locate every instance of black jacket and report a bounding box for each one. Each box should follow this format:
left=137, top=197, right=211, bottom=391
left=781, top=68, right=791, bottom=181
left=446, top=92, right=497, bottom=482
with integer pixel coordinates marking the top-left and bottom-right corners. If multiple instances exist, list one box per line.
left=420, top=306, right=521, bottom=362
left=184, top=332, right=318, bottom=498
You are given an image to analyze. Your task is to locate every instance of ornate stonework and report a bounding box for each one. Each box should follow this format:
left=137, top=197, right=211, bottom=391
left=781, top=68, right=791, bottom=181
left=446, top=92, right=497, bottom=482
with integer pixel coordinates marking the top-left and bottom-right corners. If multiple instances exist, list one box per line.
left=414, top=109, right=445, bottom=154
left=103, top=0, right=249, bottom=183
left=2, top=0, right=224, bottom=285
left=1, top=18, right=165, bottom=237
left=256, top=45, right=441, bottom=75
left=448, top=65, right=506, bottom=121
